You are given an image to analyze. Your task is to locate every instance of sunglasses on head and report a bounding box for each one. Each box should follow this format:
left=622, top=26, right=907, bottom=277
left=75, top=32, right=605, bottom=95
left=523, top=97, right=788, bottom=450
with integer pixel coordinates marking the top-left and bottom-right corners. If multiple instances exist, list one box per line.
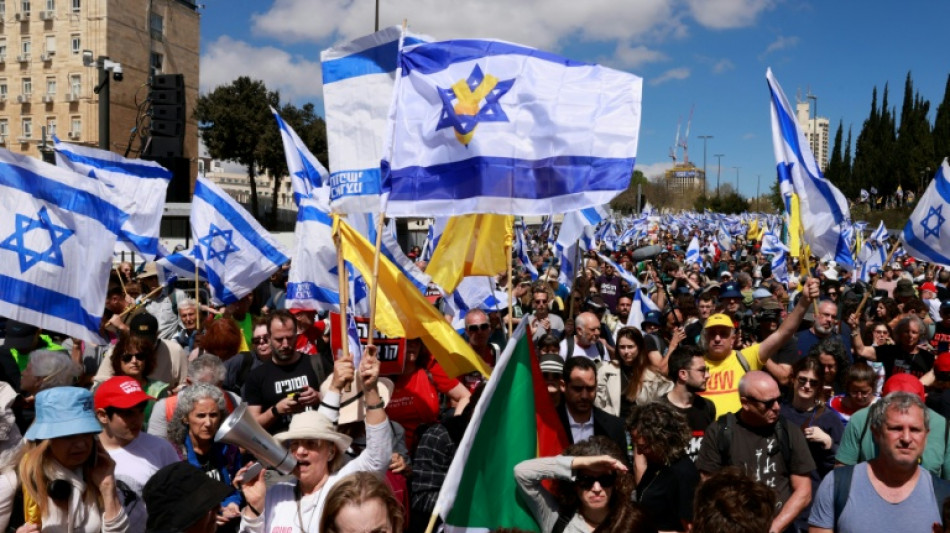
left=467, top=323, right=490, bottom=333
left=121, top=352, right=146, bottom=363
left=574, top=472, right=617, bottom=490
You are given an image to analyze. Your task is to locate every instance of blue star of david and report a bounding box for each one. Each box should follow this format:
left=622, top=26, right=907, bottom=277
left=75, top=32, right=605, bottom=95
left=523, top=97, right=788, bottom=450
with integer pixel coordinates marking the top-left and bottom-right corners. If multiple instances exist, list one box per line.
left=0, top=206, right=75, bottom=273
left=921, top=205, right=945, bottom=239
left=436, top=65, right=514, bottom=137
left=197, top=223, right=240, bottom=264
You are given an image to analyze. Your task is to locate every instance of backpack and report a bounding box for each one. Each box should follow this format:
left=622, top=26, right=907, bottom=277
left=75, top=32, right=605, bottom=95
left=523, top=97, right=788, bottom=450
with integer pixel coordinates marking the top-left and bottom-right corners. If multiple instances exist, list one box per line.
left=716, top=411, right=792, bottom=469
left=832, top=464, right=950, bottom=531
left=565, top=336, right=606, bottom=361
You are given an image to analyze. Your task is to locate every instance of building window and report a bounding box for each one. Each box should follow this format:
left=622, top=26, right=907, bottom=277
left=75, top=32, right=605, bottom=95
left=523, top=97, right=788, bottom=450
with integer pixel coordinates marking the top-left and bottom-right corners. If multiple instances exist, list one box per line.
left=22, top=118, right=32, bottom=138
left=70, top=116, right=79, bottom=132
left=0, top=79, right=7, bottom=97
left=70, top=34, right=79, bottom=54
left=150, top=52, right=163, bottom=74
left=0, top=41, right=6, bottom=60
left=0, top=1, right=5, bottom=17
left=22, top=77, right=31, bottom=94
left=0, top=119, right=8, bottom=138
left=69, top=73, right=79, bottom=95
left=149, top=12, right=163, bottom=41
left=21, top=40, right=30, bottom=56
left=71, top=0, right=77, bottom=11
left=46, top=117, right=55, bottom=136
left=45, top=0, right=52, bottom=10
left=21, top=0, right=28, bottom=13
left=45, top=76, right=55, bottom=95
left=45, top=35, right=55, bottom=54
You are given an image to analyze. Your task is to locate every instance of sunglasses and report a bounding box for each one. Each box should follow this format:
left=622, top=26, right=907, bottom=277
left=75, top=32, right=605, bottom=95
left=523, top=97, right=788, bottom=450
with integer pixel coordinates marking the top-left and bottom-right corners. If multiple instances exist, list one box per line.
left=796, top=377, right=820, bottom=388
left=252, top=336, right=270, bottom=344
left=746, top=396, right=781, bottom=409
left=467, top=323, right=490, bottom=333
left=575, top=472, right=617, bottom=490
left=121, top=353, right=146, bottom=363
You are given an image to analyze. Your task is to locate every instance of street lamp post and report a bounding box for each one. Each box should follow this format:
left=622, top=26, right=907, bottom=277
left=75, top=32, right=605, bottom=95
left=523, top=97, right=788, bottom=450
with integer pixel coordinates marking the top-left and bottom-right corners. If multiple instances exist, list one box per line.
left=698, top=135, right=713, bottom=196
left=714, top=154, right=724, bottom=197
left=734, top=166, right=741, bottom=193
left=84, top=51, right=123, bottom=151
left=756, top=174, right=761, bottom=212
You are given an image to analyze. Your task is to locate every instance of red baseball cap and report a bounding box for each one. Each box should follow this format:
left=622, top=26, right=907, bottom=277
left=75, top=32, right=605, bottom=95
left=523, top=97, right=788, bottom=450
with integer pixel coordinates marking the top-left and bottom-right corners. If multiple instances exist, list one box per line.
left=94, top=376, right=154, bottom=410
left=936, top=352, right=950, bottom=373
left=920, top=282, right=938, bottom=294
left=882, top=373, right=925, bottom=402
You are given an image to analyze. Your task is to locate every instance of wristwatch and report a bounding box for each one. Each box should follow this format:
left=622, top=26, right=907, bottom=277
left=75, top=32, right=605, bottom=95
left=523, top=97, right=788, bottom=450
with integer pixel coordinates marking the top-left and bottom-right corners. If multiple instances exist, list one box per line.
left=270, top=405, right=280, bottom=417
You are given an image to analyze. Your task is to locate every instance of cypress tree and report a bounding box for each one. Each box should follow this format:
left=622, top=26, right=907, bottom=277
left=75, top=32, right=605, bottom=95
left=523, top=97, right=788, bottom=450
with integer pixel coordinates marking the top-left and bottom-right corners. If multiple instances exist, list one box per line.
left=934, top=74, right=950, bottom=166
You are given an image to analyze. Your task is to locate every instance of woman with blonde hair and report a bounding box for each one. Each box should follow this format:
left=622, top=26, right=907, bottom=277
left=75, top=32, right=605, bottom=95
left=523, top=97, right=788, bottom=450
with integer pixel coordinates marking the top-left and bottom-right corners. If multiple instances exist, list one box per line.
left=319, top=472, right=403, bottom=533
left=0, top=387, right=127, bottom=532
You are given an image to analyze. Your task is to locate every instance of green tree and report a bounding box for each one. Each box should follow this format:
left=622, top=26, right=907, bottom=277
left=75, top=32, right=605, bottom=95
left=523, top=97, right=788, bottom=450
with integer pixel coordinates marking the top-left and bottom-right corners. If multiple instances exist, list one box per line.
left=934, top=74, right=950, bottom=166
left=843, top=126, right=853, bottom=193
left=768, top=180, right=784, bottom=212
left=694, top=183, right=747, bottom=214
left=894, top=72, right=933, bottom=195
left=194, top=77, right=280, bottom=222
left=826, top=121, right=844, bottom=189
left=609, top=169, right=649, bottom=213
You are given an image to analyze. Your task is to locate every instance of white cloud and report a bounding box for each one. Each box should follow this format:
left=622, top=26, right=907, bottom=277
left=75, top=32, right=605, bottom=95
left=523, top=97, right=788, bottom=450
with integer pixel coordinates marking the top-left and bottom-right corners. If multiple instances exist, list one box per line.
left=686, top=0, right=775, bottom=29
left=199, top=36, right=324, bottom=102
left=713, top=58, right=735, bottom=74
left=649, top=67, right=691, bottom=86
left=636, top=161, right=673, bottom=180
left=250, top=0, right=686, bottom=52
left=610, top=42, right=668, bottom=69
left=761, top=35, right=799, bottom=57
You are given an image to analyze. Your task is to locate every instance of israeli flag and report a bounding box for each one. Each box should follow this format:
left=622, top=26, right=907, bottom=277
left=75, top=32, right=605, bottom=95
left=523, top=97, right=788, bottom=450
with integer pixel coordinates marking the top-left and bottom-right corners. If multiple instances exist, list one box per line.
left=515, top=220, right=539, bottom=280
left=716, top=221, right=734, bottom=252
left=271, top=107, right=329, bottom=205
left=156, top=248, right=207, bottom=286
left=191, top=177, right=290, bottom=305
left=761, top=231, right=789, bottom=284
left=382, top=39, right=642, bottom=216
left=53, top=137, right=170, bottom=259
left=379, top=226, right=433, bottom=294
left=0, top=149, right=124, bottom=343
left=858, top=241, right=887, bottom=282
left=444, top=276, right=500, bottom=330
left=768, top=68, right=853, bottom=268
left=869, top=221, right=888, bottom=245
left=347, top=313, right=363, bottom=368
left=557, top=206, right=609, bottom=251
left=626, top=287, right=659, bottom=330
left=286, top=196, right=341, bottom=312
left=685, top=236, right=701, bottom=267
left=322, top=26, right=428, bottom=214
left=901, top=160, right=950, bottom=267
left=596, top=252, right=638, bottom=289
left=420, top=224, right=436, bottom=262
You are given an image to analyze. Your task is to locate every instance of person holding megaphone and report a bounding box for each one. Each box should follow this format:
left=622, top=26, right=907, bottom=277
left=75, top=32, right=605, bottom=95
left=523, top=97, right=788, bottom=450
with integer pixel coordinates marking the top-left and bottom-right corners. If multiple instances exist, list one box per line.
left=235, top=345, right=393, bottom=533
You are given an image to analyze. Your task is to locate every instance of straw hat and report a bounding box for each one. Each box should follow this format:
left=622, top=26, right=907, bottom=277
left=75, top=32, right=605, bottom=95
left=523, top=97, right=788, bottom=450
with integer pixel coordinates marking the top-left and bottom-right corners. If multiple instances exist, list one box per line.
left=273, top=411, right=352, bottom=453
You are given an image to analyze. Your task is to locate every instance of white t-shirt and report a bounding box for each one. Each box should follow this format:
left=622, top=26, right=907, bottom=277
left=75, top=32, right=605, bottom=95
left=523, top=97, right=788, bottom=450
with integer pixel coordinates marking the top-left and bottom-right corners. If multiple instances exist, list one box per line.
left=107, top=432, right=180, bottom=533
left=559, top=337, right=606, bottom=362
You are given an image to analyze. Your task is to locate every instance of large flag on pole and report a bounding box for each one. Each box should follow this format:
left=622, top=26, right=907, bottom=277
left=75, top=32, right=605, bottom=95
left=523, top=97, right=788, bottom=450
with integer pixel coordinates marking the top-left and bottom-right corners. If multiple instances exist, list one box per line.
left=285, top=195, right=341, bottom=312
left=321, top=26, right=428, bottom=214
left=767, top=68, right=853, bottom=268
left=382, top=39, right=642, bottom=216
left=52, top=137, right=170, bottom=259
left=270, top=107, right=329, bottom=205
left=0, top=149, right=124, bottom=343
left=426, top=214, right=514, bottom=294
left=437, top=320, right=569, bottom=532
left=334, top=215, right=491, bottom=378
left=901, top=160, right=950, bottom=267
left=191, top=177, right=290, bottom=305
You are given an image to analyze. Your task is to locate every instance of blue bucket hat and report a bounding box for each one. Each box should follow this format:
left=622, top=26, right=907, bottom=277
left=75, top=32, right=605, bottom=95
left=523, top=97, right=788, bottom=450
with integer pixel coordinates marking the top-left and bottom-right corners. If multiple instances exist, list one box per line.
left=25, top=387, right=102, bottom=441
left=643, top=311, right=663, bottom=327
left=719, top=281, right=743, bottom=300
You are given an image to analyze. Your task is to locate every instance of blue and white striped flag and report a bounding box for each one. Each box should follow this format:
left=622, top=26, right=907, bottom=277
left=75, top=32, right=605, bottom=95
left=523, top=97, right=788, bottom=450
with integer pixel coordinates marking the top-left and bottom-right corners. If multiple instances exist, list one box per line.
left=858, top=242, right=887, bottom=282
left=761, top=231, right=789, bottom=284
left=869, top=221, right=888, bottom=245
left=768, top=68, right=853, bottom=268
left=420, top=224, right=436, bottom=262
left=321, top=26, right=428, bottom=214
left=156, top=248, right=206, bottom=286
left=347, top=313, right=363, bottom=369
left=191, top=177, right=290, bottom=305
left=53, top=137, right=169, bottom=259
left=901, top=160, right=950, bottom=267
left=626, top=288, right=659, bottom=330
left=379, top=226, right=433, bottom=294
left=0, top=149, right=124, bottom=343
left=685, top=236, right=701, bottom=267
left=286, top=196, right=341, bottom=312
left=271, top=107, right=329, bottom=205
left=515, top=220, right=539, bottom=280
left=382, top=39, right=642, bottom=216
left=716, top=221, right=734, bottom=252
left=596, top=252, right=638, bottom=289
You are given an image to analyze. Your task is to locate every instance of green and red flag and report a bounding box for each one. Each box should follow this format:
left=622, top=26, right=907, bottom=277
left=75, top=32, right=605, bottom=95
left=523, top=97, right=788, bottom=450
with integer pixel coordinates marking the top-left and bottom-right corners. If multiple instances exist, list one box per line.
left=437, top=321, right=569, bottom=532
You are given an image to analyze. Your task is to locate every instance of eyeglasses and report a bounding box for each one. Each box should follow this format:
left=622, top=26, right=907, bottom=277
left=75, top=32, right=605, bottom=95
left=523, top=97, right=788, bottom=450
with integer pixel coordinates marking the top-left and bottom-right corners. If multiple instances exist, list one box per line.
left=574, top=472, right=617, bottom=490
left=690, top=366, right=710, bottom=375
left=467, top=323, right=490, bottom=333
left=745, top=396, right=781, bottom=409
left=121, top=352, right=146, bottom=363
left=796, top=377, right=820, bottom=388
left=252, top=336, right=270, bottom=344
left=873, top=329, right=889, bottom=335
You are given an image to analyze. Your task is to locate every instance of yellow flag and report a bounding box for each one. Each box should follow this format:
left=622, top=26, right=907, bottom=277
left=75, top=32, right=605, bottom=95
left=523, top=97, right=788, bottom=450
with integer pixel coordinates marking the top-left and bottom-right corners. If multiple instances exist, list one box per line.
left=333, top=215, right=492, bottom=379
left=787, top=193, right=802, bottom=257
left=426, top=214, right=514, bottom=294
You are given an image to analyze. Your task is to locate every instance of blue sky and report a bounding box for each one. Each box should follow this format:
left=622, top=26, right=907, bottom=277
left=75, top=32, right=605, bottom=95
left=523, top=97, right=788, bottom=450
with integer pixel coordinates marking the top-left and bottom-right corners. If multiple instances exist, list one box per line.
left=198, top=0, right=950, bottom=200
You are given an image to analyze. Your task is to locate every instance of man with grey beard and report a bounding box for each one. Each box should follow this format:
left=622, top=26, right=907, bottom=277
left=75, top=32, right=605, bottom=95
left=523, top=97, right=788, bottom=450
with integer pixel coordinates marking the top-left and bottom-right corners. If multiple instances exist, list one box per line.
left=796, top=299, right=852, bottom=360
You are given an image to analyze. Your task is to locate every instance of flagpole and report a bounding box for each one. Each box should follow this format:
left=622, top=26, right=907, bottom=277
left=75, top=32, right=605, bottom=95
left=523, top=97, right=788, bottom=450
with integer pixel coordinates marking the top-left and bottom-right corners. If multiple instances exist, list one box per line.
left=195, top=261, right=201, bottom=332
left=366, top=213, right=385, bottom=350
left=854, top=243, right=901, bottom=319
left=423, top=507, right=440, bottom=533
left=568, top=242, right=581, bottom=319
left=507, top=242, right=514, bottom=339
left=113, top=264, right=128, bottom=299
left=117, top=285, right=165, bottom=320
left=335, top=223, right=352, bottom=391
left=798, top=225, right=820, bottom=316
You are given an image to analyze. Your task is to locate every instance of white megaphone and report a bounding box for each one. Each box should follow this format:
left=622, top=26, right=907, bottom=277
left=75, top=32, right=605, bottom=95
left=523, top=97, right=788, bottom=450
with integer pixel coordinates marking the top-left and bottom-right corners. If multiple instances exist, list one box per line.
left=215, top=402, right=297, bottom=474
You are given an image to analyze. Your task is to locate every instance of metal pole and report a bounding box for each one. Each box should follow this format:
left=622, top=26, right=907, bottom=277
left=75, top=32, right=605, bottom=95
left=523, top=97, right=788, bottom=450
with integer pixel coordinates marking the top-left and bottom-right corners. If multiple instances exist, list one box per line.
left=636, top=182, right=642, bottom=213
left=714, top=154, right=724, bottom=197
left=756, top=175, right=761, bottom=211
left=374, top=0, right=379, bottom=31
left=699, top=135, right=712, bottom=196
left=98, top=57, right=109, bottom=150
left=734, top=166, right=741, bottom=192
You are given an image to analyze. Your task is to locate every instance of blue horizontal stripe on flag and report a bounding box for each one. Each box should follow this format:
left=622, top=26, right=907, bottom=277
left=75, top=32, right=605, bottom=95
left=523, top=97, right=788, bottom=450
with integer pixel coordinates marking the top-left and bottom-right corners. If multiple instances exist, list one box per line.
left=328, top=168, right=382, bottom=200
left=297, top=205, right=333, bottom=226
left=934, top=169, right=950, bottom=204
left=903, top=224, right=950, bottom=265
left=56, top=148, right=171, bottom=179
left=383, top=155, right=635, bottom=202
left=401, top=40, right=592, bottom=76
left=119, top=231, right=160, bottom=256
left=0, top=162, right=125, bottom=235
left=322, top=35, right=425, bottom=84
left=287, top=282, right=340, bottom=305
left=0, top=274, right=100, bottom=335
left=194, top=180, right=289, bottom=265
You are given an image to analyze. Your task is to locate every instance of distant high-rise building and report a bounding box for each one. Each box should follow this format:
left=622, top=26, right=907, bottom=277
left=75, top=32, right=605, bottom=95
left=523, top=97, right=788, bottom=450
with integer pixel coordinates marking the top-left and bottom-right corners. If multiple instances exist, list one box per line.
left=795, top=100, right=829, bottom=172
left=0, top=0, right=199, bottom=174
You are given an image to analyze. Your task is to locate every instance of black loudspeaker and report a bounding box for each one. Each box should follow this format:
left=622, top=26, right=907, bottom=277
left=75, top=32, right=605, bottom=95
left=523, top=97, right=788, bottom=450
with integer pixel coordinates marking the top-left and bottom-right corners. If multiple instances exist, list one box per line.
left=146, top=74, right=185, bottom=158
left=142, top=155, right=191, bottom=202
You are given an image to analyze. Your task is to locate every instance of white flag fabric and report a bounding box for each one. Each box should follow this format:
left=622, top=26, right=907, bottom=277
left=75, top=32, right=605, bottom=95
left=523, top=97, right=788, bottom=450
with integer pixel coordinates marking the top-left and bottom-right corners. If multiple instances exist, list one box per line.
left=321, top=26, right=428, bottom=214
left=760, top=231, right=789, bottom=284
left=901, top=160, right=950, bottom=267
left=191, top=177, right=290, bottom=305
left=515, top=220, right=539, bottom=280
left=767, top=68, right=853, bottom=267
left=0, top=149, right=123, bottom=343
left=685, top=236, right=701, bottom=266
left=382, top=39, right=642, bottom=216
left=53, top=137, right=170, bottom=259
left=271, top=107, right=329, bottom=205
left=156, top=248, right=206, bottom=286
left=596, top=252, right=638, bottom=289
left=285, top=196, right=341, bottom=312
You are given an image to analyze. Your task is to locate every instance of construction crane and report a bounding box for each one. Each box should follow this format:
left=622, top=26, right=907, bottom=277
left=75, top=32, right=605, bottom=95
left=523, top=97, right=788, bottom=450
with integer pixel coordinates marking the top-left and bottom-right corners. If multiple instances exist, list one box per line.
left=669, top=117, right=681, bottom=164
left=678, top=105, right=695, bottom=166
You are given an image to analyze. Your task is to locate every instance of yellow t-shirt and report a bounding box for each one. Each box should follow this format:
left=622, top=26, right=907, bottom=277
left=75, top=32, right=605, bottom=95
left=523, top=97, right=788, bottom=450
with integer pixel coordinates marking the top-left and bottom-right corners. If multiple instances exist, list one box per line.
left=698, top=344, right=763, bottom=418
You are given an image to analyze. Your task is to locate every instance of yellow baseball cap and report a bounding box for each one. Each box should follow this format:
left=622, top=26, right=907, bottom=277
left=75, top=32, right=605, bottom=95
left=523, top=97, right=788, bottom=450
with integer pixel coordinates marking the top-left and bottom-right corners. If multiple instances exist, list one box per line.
left=705, top=313, right=735, bottom=329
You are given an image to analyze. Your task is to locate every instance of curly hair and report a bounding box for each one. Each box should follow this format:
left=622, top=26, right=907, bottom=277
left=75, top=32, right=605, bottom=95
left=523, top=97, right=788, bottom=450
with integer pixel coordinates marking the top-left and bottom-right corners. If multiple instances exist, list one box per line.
left=553, top=436, right=638, bottom=533
left=167, top=382, right=227, bottom=448
left=111, top=331, right=157, bottom=377
left=319, top=472, right=403, bottom=533
left=626, top=402, right=690, bottom=464
left=808, top=337, right=849, bottom=393
left=198, top=317, right=243, bottom=360
left=691, top=466, right=776, bottom=533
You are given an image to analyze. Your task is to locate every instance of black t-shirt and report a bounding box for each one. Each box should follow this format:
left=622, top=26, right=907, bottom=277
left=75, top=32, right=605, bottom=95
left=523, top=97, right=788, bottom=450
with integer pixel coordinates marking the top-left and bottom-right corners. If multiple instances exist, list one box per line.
left=243, top=354, right=321, bottom=434
left=659, top=394, right=716, bottom=461
left=931, top=322, right=950, bottom=353
left=636, top=455, right=699, bottom=531
left=875, top=344, right=935, bottom=380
